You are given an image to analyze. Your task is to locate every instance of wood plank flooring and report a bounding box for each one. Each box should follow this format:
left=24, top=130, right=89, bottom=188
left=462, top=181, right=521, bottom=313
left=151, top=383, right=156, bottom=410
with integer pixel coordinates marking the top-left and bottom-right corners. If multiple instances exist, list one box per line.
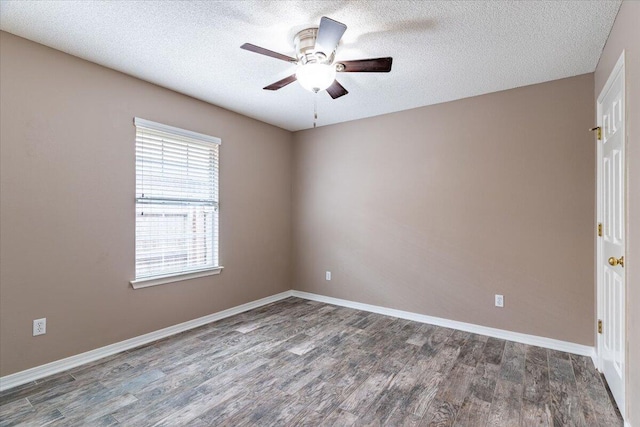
left=0, top=297, right=623, bottom=426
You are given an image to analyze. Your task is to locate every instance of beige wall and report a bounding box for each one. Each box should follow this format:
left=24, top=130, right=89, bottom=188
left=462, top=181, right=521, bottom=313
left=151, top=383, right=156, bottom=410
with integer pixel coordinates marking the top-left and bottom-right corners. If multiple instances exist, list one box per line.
left=0, top=32, right=293, bottom=376
left=594, top=1, right=640, bottom=423
left=292, top=74, right=595, bottom=345
left=0, top=17, right=617, bottom=391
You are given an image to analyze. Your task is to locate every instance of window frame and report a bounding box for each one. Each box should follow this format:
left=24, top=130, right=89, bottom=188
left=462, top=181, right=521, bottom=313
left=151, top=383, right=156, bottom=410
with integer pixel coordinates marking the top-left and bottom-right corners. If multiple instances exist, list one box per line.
left=130, top=117, right=222, bottom=289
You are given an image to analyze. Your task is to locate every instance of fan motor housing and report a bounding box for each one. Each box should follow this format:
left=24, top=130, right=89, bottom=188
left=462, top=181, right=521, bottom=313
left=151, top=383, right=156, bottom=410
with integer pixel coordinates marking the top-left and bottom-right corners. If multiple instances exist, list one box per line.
left=294, top=27, right=335, bottom=65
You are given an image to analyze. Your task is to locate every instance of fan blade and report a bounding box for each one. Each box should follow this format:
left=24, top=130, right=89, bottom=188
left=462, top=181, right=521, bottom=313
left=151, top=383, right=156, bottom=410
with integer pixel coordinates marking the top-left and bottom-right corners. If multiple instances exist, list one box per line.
left=241, top=43, right=296, bottom=63
left=337, top=57, right=393, bottom=72
left=326, top=80, right=348, bottom=99
left=315, top=16, right=347, bottom=55
left=264, top=74, right=297, bottom=91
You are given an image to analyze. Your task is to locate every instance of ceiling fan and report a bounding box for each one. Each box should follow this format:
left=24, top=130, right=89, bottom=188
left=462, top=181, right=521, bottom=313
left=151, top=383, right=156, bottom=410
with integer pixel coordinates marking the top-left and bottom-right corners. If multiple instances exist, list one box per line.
left=241, top=16, right=393, bottom=99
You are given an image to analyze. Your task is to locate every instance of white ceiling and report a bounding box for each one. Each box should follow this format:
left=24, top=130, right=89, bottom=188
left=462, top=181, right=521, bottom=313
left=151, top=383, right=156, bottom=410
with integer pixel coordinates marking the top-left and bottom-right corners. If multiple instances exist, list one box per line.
left=0, top=1, right=621, bottom=131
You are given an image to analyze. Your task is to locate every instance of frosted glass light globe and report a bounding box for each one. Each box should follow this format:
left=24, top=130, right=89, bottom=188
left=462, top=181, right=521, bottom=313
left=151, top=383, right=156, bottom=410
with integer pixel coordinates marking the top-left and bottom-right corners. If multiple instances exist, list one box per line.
left=296, top=63, right=336, bottom=92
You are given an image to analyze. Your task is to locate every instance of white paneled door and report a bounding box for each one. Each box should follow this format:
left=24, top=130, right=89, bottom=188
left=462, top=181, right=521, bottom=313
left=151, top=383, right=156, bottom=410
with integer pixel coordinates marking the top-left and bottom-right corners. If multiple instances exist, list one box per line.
left=597, top=52, right=625, bottom=418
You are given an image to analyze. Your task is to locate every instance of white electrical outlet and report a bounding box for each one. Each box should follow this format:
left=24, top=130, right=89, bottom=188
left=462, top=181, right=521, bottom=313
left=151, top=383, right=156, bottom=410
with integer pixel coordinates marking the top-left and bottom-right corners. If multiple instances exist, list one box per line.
left=325, top=271, right=331, bottom=281
left=495, top=295, right=504, bottom=308
left=33, top=318, right=46, bottom=336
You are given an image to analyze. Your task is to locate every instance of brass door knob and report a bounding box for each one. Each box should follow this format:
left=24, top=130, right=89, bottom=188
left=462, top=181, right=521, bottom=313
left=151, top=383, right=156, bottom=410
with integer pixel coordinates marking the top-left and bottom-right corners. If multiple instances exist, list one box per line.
left=608, top=256, right=624, bottom=267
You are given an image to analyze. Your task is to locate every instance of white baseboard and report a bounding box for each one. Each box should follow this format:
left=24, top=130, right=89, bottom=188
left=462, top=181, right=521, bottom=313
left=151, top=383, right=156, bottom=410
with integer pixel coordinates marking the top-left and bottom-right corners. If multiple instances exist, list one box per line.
left=0, top=288, right=599, bottom=394
left=0, top=291, right=294, bottom=392
left=291, top=290, right=596, bottom=358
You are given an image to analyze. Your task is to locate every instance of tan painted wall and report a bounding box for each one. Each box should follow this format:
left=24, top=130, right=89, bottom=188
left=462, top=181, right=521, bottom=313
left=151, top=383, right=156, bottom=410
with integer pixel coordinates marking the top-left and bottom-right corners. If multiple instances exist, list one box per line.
left=292, top=73, right=595, bottom=345
left=0, top=32, right=293, bottom=376
left=0, top=22, right=611, bottom=385
left=594, top=1, right=640, bottom=423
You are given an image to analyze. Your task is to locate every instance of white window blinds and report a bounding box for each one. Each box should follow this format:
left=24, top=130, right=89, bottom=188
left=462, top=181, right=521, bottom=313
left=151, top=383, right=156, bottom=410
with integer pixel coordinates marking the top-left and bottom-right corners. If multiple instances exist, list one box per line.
left=134, top=118, right=220, bottom=281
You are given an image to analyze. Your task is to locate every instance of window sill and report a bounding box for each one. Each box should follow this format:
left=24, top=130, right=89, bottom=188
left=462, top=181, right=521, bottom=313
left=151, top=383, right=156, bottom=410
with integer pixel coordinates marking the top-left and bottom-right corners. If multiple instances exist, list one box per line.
left=130, top=267, right=223, bottom=289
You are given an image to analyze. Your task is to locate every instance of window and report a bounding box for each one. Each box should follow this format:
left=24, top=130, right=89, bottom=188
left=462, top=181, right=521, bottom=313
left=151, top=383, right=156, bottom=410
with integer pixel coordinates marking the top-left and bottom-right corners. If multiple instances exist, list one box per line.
left=131, top=118, right=221, bottom=288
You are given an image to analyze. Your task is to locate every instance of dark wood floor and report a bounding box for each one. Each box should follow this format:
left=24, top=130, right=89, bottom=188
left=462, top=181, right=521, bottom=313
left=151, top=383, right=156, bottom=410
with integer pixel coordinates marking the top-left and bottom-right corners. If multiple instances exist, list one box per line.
left=0, top=297, right=622, bottom=426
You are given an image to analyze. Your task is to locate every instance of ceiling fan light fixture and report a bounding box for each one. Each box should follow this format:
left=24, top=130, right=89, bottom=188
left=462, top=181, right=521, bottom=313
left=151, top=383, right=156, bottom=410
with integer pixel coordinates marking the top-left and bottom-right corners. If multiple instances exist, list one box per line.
left=295, top=63, right=336, bottom=92
left=242, top=16, right=392, bottom=100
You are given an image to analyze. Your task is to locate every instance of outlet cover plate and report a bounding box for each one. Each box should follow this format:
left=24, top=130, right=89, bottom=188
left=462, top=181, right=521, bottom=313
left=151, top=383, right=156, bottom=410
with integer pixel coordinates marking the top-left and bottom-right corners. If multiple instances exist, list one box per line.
left=325, top=271, right=331, bottom=281
left=495, top=295, right=504, bottom=308
left=33, top=318, right=46, bottom=336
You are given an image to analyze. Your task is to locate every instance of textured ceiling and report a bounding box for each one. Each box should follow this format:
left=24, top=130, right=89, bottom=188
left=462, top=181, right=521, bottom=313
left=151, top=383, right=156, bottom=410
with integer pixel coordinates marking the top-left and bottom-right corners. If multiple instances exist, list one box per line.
left=0, top=1, right=621, bottom=131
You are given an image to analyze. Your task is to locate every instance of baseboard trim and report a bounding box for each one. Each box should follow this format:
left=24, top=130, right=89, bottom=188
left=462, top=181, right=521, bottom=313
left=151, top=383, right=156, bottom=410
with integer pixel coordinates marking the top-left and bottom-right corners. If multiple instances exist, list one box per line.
left=291, top=290, right=596, bottom=358
left=0, top=291, right=294, bottom=392
left=0, top=289, right=599, bottom=393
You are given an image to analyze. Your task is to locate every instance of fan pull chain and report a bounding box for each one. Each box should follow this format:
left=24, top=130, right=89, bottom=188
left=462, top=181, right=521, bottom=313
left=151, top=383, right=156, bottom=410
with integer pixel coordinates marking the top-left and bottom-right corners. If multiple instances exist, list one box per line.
left=313, top=90, right=318, bottom=128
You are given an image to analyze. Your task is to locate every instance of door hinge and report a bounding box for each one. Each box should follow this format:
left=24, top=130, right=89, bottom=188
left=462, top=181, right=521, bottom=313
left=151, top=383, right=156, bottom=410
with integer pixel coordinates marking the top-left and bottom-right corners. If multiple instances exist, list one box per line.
left=597, top=223, right=603, bottom=237
left=598, top=319, right=603, bottom=334
left=590, top=126, right=602, bottom=141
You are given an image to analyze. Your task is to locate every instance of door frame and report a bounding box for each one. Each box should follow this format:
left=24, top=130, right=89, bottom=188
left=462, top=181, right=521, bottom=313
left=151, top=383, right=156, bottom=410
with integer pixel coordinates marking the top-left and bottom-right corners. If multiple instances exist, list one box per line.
left=595, top=50, right=626, bottom=417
